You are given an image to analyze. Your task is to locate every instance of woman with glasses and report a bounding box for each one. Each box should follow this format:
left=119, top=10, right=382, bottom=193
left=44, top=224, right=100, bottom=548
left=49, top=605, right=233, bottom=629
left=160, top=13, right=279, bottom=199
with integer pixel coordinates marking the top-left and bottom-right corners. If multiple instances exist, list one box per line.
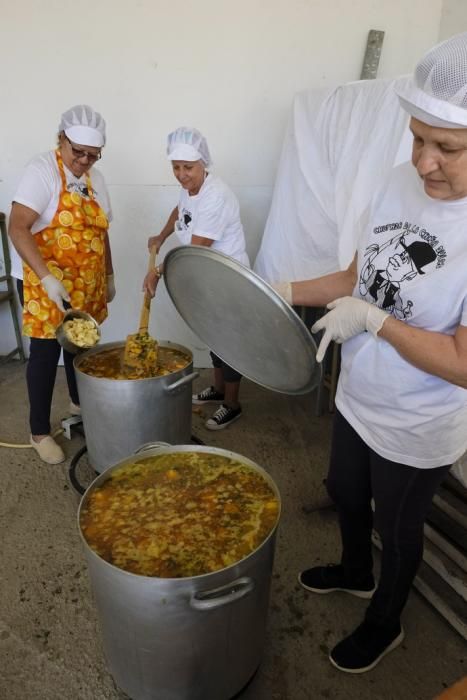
left=8, top=104, right=115, bottom=464
left=143, top=127, right=250, bottom=430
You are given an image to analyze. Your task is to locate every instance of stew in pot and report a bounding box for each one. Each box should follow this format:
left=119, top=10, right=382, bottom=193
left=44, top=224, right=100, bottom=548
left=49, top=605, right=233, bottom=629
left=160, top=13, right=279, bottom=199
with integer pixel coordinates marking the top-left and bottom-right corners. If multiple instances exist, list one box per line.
left=78, top=345, right=190, bottom=380
left=80, top=452, right=279, bottom=577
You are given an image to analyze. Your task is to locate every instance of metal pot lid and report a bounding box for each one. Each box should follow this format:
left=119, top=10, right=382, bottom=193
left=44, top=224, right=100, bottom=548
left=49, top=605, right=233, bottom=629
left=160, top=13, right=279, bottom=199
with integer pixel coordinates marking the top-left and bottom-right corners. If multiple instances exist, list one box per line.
left=163, top=246, right=322, bottom=395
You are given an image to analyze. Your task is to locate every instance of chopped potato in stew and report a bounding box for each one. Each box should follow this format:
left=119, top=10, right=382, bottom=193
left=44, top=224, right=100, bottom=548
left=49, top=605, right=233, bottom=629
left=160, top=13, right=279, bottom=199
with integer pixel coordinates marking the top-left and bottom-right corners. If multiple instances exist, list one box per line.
left=80, top=452, right=280, bottom=577
left=78, top=345, right=190, bottom=379
left=64, top=318, right=99, bottom=347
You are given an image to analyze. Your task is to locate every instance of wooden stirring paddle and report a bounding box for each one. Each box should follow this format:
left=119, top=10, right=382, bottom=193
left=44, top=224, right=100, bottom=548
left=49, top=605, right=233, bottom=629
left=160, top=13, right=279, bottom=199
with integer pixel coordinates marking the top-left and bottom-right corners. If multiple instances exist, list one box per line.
left=123, top=246, right=159, bottom=377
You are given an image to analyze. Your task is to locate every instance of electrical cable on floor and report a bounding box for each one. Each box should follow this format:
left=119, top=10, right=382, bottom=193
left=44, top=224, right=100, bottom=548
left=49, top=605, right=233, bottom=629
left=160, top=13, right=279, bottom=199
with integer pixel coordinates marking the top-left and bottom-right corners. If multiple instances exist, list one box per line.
left=0, top=427, right=64, bottom=449
left=68, top=444, right=89, bottom=495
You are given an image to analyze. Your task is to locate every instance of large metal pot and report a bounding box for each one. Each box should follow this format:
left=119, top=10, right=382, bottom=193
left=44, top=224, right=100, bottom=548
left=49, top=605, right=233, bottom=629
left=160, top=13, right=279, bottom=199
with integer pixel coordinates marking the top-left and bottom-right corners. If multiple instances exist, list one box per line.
left=78, top=443, right=281, bottom=700
left=74, top=341, right=198, bottom=473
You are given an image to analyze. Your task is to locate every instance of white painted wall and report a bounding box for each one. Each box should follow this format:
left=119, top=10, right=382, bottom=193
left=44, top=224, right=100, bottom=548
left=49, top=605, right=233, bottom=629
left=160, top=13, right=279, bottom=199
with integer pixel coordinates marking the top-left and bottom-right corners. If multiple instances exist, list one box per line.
left=0, top=0, right=444, bottom=364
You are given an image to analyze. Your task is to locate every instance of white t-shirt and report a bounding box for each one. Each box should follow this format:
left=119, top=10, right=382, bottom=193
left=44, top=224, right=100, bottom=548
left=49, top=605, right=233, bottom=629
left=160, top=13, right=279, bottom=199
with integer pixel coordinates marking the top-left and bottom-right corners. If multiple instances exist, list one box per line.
left=10, top=151, right=113, bottom=279
left=175, top=173, right=250, bottom=267
left=336, top=161, right=467, bottom=469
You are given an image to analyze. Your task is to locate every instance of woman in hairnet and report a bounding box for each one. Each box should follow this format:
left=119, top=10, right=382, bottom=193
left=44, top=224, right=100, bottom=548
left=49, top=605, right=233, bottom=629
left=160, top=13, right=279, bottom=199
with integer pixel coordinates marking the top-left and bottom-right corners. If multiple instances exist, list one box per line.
left=274, top=33, right=467, bottom=673
left=144, top=127, right=250, bottom=430
left=8, top=105, right=115, bottom=464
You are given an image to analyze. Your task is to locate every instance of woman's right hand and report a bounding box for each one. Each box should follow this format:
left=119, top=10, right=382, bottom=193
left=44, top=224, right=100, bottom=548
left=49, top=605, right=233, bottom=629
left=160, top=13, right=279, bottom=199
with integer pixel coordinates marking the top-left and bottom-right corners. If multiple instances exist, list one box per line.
left=41, top=273, right=71, bottom=312
left=143, top=268, right=161, bottom=298
left=147, top=233, right=164, bottom=253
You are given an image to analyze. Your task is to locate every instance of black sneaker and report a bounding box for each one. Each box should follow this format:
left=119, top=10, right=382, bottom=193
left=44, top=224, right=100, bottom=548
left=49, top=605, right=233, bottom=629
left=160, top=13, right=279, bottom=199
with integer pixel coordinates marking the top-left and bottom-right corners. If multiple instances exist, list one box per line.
left=329, top=620, right=404, bottom=673
left=205, top=404, right=242, bottom=431
left=298, top=564, right=375, bottom=599
left=192, top=386, right=225, bottom=405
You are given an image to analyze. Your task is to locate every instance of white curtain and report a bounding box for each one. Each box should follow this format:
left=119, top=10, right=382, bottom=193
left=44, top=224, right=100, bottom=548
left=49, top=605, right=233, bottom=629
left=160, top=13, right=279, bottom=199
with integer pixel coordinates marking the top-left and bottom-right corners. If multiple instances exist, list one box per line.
left=254, top=76, right=412, bottom=281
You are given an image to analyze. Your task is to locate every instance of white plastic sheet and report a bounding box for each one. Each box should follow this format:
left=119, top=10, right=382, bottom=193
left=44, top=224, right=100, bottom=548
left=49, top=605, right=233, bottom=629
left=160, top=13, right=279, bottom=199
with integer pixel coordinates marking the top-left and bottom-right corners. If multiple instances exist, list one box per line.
left=254, top=76, right=413, bottom=281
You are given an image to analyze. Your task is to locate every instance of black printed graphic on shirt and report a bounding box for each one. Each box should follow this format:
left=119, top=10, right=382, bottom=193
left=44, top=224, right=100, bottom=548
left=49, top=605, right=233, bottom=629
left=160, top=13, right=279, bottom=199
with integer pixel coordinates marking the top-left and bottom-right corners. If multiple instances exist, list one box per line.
left=67, top=181, right=96, bottom=199
left=175, top=207, right=193, bottom=233
left=359, top=222, right=445, bottom=320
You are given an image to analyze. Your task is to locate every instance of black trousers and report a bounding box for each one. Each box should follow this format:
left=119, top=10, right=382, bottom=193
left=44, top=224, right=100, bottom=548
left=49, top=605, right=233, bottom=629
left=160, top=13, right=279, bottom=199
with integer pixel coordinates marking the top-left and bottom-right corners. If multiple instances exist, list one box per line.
left=326, top=410, right=451, bottom=630
left=210, top=351, right=242, bottom=383
left=17, top=280, right=79, bottom=434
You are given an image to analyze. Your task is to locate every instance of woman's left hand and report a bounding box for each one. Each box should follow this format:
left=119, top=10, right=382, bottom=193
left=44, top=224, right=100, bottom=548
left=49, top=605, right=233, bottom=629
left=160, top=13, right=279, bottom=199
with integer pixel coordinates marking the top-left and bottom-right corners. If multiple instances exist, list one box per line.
left=311, top=297, right=389, bottom=362
left=143, top=268, right=161, bottom=298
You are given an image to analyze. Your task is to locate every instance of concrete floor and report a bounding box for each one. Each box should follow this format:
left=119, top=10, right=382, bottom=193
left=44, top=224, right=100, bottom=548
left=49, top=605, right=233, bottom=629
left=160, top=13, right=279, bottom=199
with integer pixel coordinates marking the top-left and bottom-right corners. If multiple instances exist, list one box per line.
left=0, top=359, right=465, bottom=700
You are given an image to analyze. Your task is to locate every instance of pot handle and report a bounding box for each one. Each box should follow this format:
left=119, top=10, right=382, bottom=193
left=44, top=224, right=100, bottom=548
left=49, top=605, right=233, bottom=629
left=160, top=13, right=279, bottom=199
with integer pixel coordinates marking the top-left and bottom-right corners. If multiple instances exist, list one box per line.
left=133, top=441, right=172, bottom=454
left=165, top=371, right=199, bottom=393
left=190, top=577, right=255, bottom=611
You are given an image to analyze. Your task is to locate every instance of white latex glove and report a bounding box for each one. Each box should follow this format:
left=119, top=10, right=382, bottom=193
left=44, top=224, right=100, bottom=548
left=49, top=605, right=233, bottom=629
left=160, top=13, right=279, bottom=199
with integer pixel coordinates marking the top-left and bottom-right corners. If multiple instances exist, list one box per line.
left=311, top=296, right=389, bottom=363
left=270, top=281, right=293, bottom=305
left=106, top=273, right=116, bottom=302
left=40, top=273, right=70, bottom=312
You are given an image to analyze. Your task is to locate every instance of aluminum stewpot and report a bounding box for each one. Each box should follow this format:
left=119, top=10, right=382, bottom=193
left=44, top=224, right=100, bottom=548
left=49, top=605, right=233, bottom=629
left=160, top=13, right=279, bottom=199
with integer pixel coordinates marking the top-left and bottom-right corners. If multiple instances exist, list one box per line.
left=78, top=442, right=281, bottom=700
left=74, top=341, right=198, bottom=472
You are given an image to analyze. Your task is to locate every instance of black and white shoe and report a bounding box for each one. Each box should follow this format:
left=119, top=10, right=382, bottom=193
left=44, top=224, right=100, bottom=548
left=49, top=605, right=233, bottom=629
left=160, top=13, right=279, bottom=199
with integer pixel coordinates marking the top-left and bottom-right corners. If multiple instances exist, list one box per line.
left=205, top=404, right=242, bottom=430
left=192, top=386, right=225, bottom=405
left=329, top=620, right=405, bottom=673
left=298, top=564, right=375, bottom=599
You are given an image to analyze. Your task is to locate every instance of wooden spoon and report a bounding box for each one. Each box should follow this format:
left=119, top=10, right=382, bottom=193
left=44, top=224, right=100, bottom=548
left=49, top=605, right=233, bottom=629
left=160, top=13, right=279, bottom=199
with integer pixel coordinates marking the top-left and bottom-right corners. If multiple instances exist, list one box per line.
left=123, top=245, right=158, bottom=376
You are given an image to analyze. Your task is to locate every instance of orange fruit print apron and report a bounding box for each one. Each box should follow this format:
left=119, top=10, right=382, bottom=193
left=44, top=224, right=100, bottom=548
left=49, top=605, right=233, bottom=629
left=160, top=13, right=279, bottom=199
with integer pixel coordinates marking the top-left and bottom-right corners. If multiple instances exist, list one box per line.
left=22, top=151, right=108, bottom=339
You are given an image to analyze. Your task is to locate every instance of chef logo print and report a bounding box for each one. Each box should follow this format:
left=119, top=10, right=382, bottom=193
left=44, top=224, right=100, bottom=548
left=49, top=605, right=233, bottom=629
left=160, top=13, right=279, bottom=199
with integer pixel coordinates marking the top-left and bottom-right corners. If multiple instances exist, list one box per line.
left=175, top=207, right=192, bottom=233
left=359, top=226, right=443, bottom=320
left=67, top=182, right=96, bottom=200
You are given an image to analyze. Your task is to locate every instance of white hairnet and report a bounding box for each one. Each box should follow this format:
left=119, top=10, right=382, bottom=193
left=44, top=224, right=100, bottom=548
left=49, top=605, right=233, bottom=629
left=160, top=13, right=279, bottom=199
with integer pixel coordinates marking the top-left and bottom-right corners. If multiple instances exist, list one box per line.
left=395, top=32, right=467, bottom=128
left=59, top=104, right=106, bottom=147
left=167, top=127, right=211, bottom=166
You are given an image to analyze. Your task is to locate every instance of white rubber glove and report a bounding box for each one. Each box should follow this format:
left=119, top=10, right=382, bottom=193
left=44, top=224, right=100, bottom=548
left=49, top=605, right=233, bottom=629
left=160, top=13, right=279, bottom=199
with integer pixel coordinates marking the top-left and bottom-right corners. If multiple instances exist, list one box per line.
left=40, top=273, right=70, bottom=312
left=311, top=296, right=389, bottom=363
left=106, top=273, right=116, bottom=302
left=270, top=281, right=293, bottom=305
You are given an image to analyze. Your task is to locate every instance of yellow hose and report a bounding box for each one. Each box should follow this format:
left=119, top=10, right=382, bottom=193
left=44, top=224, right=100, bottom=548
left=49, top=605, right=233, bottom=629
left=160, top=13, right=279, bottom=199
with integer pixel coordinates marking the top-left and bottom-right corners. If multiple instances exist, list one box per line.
left=0, top=427, right=64, bottom=448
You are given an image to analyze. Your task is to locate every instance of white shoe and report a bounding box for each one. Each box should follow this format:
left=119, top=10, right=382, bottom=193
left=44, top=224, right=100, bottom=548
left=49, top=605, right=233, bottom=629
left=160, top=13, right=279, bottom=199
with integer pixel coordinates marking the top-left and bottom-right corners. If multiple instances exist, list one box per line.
left=69, top=401, right=81, bottom=416
left=30, top=435, right=65, bottom=464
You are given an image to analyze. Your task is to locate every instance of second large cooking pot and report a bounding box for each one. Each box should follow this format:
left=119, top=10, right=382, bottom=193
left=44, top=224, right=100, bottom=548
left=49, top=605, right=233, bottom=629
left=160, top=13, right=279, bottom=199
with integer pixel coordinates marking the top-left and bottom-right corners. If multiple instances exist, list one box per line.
left=78, top=443, right=281, bottom=700
left=74, top=341, right=198, bottom=473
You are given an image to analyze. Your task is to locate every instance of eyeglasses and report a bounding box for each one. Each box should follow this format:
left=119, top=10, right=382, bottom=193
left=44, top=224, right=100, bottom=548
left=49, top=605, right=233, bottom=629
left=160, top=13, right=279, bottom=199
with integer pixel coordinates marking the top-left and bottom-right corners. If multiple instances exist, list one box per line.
left=64, top=134, right=102, bottom=161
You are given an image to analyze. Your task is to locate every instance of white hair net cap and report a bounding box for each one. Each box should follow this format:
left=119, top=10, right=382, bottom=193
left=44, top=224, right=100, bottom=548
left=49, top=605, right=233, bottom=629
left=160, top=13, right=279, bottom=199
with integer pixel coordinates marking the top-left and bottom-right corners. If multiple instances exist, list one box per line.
left=59, top=104, right=106, bottom=147
left=395, top=32, right=467, bottom=128
left=167, top=127, right=211, bottom=165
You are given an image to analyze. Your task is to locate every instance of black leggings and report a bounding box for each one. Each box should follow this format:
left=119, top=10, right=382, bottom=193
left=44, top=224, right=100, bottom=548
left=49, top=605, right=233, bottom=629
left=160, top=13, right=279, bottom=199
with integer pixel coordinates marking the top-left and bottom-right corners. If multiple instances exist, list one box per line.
left=326, top=410, right=451, bottom=630
left=17, top=280, right=79, bottom=434
left=210, top=351, right=242, bottom=383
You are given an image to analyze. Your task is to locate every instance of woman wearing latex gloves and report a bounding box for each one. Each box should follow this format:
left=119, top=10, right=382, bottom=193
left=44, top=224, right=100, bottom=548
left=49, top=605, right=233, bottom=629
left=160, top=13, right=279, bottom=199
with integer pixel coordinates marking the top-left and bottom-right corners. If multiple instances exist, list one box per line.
left=143, top=127, right=250, bottom=430
left=8, top=105, right=115, bottom=464
left=274, top=33, right=467, bottom=674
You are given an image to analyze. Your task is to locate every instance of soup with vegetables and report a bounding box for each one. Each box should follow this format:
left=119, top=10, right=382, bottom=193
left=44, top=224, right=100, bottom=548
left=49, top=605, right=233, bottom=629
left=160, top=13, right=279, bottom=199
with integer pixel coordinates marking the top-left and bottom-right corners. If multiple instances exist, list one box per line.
left=78, top=345, right=190, bottom=380
left=80, top=452, right=280, bottom=578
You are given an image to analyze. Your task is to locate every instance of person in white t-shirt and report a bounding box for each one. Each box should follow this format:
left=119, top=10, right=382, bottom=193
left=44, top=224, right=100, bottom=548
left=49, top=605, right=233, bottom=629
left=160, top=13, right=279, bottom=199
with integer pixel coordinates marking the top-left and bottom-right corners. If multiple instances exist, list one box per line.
left=8, top=105, right=115, bottom=464
left=273, top=33, right=467, bottom=674
left=144, top=127, right=250, bottom=430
